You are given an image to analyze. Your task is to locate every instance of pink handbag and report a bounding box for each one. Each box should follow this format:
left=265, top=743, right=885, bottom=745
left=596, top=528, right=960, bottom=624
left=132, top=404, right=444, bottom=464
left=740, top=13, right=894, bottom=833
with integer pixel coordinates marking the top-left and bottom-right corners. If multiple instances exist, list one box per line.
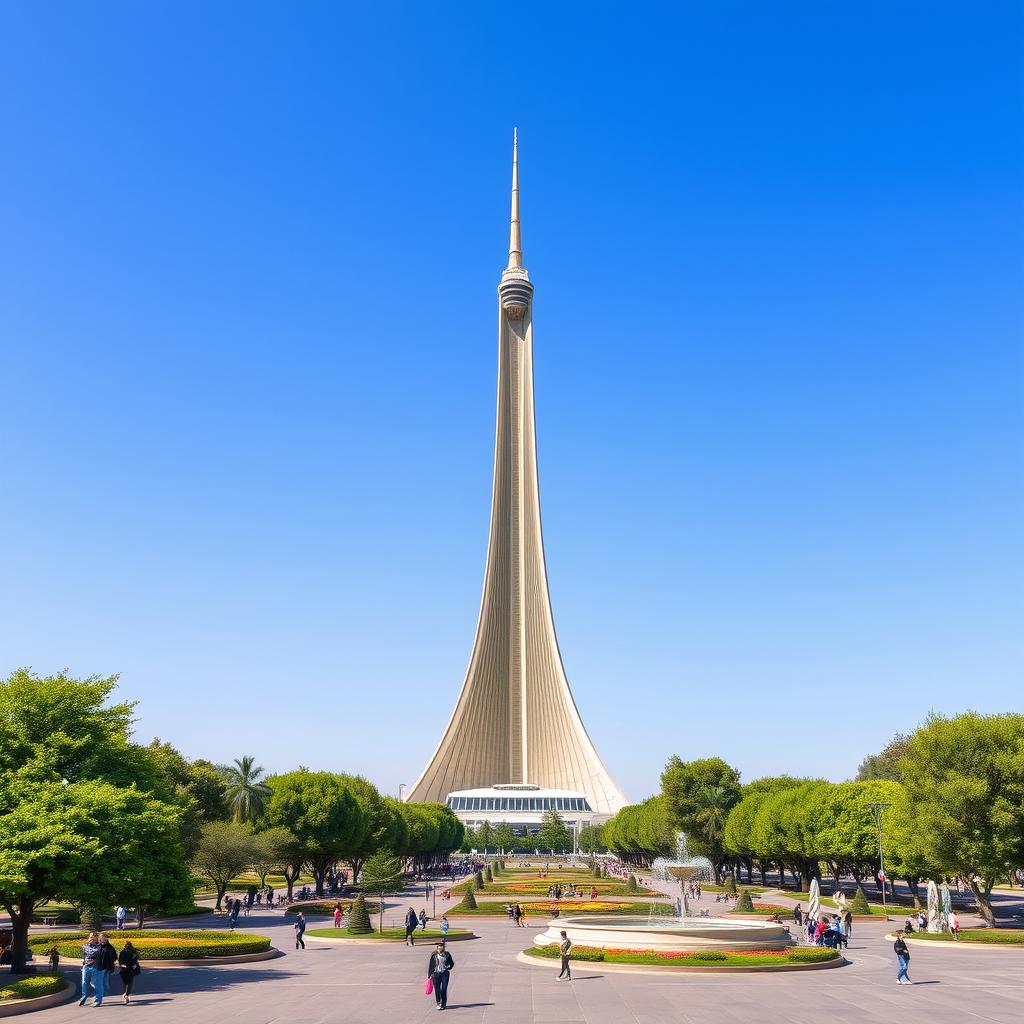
left=424, top=977, right=433, bottom=996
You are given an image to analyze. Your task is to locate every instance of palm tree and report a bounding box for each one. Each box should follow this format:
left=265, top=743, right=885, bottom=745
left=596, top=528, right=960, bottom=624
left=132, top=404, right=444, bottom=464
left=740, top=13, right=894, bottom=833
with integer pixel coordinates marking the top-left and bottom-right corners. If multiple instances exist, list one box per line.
left=693, top=784, right=732, bottom=845
left=222, top=755, right=272, bottom=822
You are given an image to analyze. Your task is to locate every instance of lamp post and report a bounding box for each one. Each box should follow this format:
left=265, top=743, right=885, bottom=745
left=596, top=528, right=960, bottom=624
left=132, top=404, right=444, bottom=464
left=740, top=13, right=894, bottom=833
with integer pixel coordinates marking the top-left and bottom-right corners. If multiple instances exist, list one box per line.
left=866, top=801, right=892, bottom=921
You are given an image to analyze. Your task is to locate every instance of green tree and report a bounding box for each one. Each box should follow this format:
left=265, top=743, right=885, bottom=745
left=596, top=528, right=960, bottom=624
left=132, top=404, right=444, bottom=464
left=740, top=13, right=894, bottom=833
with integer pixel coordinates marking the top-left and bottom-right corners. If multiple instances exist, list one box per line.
left=494, top=823, right=515, bottom=854
left=192, top=820, right=259, bottom=910
left=734, top=888, right=754, bottom=912
left=856, top=733, right=911, bottom=782
left=360, top=851, right=403, bottom=934
left=577, top=825, right=605, bottom=855
left=897, top=712, right=1024, bottom=926
left=461, top=881, right=477, bottom=909
left=476, top=820, right=494, bottom=853
left=146, top=739, right=228, bottom=855
left=661, top=756, right=742, bottom=880
left=249, top=825, right=296, bottom=887
left=538, top=810, right=571, bottom=854
left=602, top=796, right=675, bottom=867
left=264, top=771, right=367, bottom=896
left=849, top=887, right=871, bottom=915
left=340, top=776, right=405, bottom=885
left=222, top=756, right=272, bottom=823
left=347, top=892, right=372, bottom=933
left=0, top=670, right=192, bottom=972
left=626, top=874, right=638, bottom=893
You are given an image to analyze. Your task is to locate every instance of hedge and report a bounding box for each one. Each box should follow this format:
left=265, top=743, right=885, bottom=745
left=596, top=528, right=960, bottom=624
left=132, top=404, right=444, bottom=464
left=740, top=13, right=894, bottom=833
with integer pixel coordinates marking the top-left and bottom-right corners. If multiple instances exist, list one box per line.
left=525, top=945, right=839, bottom=967
left=28, top=930, right=271, bottom=960
left=448, top=899, right=675, bottom=916
left=306, top=927, right=470, bottom=940
left=285, top=900, right=381, bottom=916
left=0, top=975, right=66, bottom=1000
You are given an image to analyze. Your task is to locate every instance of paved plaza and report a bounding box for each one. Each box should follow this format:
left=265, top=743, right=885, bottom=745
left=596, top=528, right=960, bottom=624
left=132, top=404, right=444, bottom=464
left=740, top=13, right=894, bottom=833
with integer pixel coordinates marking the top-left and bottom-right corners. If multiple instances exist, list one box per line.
left=32, top=887, right=1024, bottom=1024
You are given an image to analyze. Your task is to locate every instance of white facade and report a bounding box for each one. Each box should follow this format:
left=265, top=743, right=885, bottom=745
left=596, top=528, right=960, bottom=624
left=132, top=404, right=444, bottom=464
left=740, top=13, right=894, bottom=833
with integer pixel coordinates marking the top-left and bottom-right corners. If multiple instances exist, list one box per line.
left=445, top=783, right=607, bottom=837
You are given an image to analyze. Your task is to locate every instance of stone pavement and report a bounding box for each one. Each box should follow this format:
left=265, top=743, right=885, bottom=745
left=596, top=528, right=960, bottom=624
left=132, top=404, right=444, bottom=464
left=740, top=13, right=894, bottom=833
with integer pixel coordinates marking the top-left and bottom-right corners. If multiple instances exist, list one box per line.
left=30, top=894, right=1024, bottom=1024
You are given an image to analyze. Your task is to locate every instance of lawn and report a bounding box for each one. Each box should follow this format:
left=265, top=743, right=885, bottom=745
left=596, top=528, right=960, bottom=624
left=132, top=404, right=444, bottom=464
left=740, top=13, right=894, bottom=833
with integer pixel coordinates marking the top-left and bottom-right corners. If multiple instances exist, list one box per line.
left=193, top=872, right=315, bottom=897
left=306, top=927, right=472, bottom=941
left=0, top=975, right=66, bottom=1001
left=909, top=930, right=1024, bottom=945
left=448, top=899, right=676, bottom=917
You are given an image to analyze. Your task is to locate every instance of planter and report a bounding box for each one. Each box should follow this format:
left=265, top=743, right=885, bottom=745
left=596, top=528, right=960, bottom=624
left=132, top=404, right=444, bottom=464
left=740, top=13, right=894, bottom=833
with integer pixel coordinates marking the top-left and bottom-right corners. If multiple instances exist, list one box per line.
left=0, top=976, right=77, bottom=1017
left=516, top=951, right=846, bottom=974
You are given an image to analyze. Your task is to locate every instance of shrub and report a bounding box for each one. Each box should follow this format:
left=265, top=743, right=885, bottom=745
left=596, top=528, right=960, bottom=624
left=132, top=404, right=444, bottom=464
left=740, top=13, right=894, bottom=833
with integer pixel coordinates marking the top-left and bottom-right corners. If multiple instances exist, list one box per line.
left=461, top=883, right=478, bottom=910
left=0, top=975, right=66, bottom=1000
left=849, top=887, right=872, bottom=915
left=687, top=950, right=729, bottom=963
left=346, top=894, right=372, bottom=934
left=474, top=870, right=485, bottom=891
left=79, top=907, right=104, bottom=931
left=723, top=874, right=737, bottom=894
left=626, top=875, right=638, bottom=894
left=733, top=889, right=755, bottom=913
left=484, top=866, right=493, bottom=882
left=787, top=947, right=839, bottom=962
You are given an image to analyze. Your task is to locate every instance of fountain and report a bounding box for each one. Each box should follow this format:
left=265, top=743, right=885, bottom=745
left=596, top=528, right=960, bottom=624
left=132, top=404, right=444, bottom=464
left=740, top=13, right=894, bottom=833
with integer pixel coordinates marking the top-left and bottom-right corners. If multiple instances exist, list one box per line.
left=535, top=833, right=793, bottom=953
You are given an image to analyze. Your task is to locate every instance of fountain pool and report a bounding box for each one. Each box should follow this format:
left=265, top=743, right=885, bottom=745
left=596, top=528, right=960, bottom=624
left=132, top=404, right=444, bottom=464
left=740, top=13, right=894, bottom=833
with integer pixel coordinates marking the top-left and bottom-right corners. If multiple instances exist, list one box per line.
left=534, top=915, right=794, bottom=952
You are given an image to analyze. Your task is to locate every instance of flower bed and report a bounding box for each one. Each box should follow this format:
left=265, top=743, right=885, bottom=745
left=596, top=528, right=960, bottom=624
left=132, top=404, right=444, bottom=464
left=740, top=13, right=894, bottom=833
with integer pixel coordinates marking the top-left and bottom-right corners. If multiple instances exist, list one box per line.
left=730, top=902, right=791, bottom=917
left=525, top=944, right=839, bottom=967
left=908, top=930, right=1024, bottom=945
left=305, top=927, right=471, bottom=941
left=447, top=899, right=675, bottom=916
left=0, top=976, right=66, bottom=1001
left=28, top=930, right=272, bottom=960
left=456, top=881, right=659, bottom=897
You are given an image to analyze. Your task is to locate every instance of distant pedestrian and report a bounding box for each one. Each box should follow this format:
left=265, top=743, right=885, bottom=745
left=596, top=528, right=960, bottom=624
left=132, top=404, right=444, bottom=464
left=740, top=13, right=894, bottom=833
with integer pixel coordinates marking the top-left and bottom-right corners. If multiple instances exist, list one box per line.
left=512, top=903, right=522, bottom=928
left=794, top=903, right=802, bottom=926
left=556, top=930, right=572, bottom=981
left=334, top=904, right=343, bottom=929
left=950, top=910, right=960, bottom=940
left=266, top=886, right=274, bottom=908
left=894, top=930, right=912, bottom=984
left=118, top=941, right=140, bottom=1004
left=228, top=901, right=240, bottom=931
left=426, top=942, right=454, bottom=1011
left=843, top=909, right=852, bottom=938
left=79, top=932, right=103, bottom=1007
left=440, top=916, right=449, bottom=939
left=419, top=909, right=428, bottom=931
left=115, top=905, right=126, bottom=931
left=294, top=911, right=306, bottom=950
left=405, top=907, right=419, bottom=946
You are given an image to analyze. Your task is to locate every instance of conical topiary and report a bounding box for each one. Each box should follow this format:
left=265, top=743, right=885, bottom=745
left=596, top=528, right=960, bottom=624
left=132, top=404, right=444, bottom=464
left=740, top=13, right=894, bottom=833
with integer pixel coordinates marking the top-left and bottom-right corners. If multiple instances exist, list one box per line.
left=626, top=874, right=638, bottom=894
left=461, top=882, right=478, bottom=909
left=724, top=874, right=737, bottom=894
left=734, top=888, right=755, bottom=913
left=474, top=869, right=485, bottom=890
left=849, top=887, right=871, bottom=915
left=484, top=866, right=493, bottom=882
left=347, top=893, right=372, bottom=934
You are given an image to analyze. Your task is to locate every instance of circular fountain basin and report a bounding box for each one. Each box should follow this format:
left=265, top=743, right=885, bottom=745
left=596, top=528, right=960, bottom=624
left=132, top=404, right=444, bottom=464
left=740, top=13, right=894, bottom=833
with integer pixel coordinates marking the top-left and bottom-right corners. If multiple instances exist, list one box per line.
left=535, top=915, right=794, bottom=952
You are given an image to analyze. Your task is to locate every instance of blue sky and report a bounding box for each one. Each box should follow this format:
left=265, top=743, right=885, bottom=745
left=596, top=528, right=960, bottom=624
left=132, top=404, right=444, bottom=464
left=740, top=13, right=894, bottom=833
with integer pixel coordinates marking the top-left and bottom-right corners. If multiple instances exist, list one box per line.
left=2, top=3, right=1021, bottom=801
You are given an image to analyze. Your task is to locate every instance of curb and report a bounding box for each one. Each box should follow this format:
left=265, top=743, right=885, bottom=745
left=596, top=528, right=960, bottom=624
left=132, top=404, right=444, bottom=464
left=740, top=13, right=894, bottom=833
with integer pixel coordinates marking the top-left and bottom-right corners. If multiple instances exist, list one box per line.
left=0, top=978, right=78, bottom=1017
left=514, top=951, right=847, bottom=975
left=884, top=932, right=1024, bottom=950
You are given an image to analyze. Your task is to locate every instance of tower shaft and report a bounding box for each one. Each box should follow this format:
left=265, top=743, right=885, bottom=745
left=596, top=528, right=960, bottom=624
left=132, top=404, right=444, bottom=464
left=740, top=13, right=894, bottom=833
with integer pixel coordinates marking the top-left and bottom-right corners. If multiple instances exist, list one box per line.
left=405, top=134, right=626, bottom=815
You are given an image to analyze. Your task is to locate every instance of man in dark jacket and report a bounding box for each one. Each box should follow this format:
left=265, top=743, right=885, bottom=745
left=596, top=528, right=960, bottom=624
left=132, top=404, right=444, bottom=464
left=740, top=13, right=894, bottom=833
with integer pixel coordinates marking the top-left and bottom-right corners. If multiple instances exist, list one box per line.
left=427, top=942, right=454, bottom=1010
left=294, top=911, right=306, bottom=949
left=405, top=907, right=419, bottom=946
left=95, top=932, right=118, bottom=1006
left=894, top=930, right=912, bottom=984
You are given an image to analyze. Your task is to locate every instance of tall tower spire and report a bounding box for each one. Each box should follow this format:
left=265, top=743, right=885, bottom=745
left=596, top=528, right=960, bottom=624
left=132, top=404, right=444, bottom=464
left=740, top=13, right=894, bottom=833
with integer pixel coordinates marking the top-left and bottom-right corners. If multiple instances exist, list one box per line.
left=405, top=133, right=627, bottom=816
left=507, top=127, right=522, bottom=270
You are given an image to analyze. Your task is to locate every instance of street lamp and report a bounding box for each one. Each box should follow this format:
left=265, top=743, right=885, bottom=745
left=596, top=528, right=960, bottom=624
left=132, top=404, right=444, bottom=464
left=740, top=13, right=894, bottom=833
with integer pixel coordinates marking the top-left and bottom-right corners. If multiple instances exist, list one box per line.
left=866, top=801, right=892, bottom=921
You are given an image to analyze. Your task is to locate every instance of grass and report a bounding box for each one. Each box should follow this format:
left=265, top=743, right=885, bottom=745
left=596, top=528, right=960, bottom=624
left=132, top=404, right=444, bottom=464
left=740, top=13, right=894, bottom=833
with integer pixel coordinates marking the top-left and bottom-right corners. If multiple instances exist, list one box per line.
left=306, top=927, right=471, bottom=940
left=523, top=945, right=839, bottom=967
left=284, top=900, right=383, bottom=916
left=0, top=975, right=66, bottom=1001
left=909, top=930, right=1024, bottom=945
left=453, top=879, right=660, bottom=897
left=701, top=884, right=769, bottom=895
left=447, top=899, right=676, bottom=917
left=193, top=873, right=315, bottom=897
left=781, top=894, right=888, bottom=915
left=729, top=903, right=791, bottom=917
left=28, top=929, right=272, bottom=960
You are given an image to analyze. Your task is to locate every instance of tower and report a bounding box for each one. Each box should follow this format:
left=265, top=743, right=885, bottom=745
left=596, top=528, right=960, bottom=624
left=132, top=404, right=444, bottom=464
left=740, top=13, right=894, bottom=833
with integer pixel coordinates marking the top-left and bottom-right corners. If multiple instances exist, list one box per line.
left=405, top=132, right=626, bottom=815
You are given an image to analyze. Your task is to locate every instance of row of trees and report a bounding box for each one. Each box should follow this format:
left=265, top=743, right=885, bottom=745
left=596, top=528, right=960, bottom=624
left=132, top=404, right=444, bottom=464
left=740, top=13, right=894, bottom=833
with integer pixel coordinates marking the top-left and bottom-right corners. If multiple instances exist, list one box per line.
left=458, top=810, right=578, bottom=855
left=0, top=670, right=462, bottom=973
left=599, top=713, right=1024, bottom=925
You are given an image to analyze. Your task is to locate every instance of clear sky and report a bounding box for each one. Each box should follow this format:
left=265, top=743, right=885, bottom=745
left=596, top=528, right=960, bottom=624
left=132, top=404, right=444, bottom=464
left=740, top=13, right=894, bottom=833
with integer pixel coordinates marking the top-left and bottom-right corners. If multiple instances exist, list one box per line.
left=2, top=3, right=1021, bottom=801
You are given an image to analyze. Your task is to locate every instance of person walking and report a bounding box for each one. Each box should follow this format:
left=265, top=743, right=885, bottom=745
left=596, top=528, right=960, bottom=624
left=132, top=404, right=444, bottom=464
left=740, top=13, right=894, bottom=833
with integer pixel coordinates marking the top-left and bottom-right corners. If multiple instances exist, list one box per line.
left=79, top=932, right=103, bottom=1007
left=894, top=930, right=912, bottom=984
left=96, top=932, right=117, bottom=1005
left=115, top=905, right=126, bottom=931
left=228, top=900, right=240, bottom=932
left=426, top=941, right=454, bottom=1011
left=511, top=903, right=522, bottom=928
left=556, top=930, right=572, bottom=982
left=266, top=886, right=274, bottom=909
left=793, top=903, right=802, bottom=926
left=405, top=907, right=419, bottom=946
left=333, top=903, right=343, bottom=929
left=419, top=909, right=428, bottom=931
left=843, top=909, right=852, bottom=939
left=294, top=911, right=306, bottom=950
left=950, top=910, right=960, bottom=940
left=118, top=941, right=140, bottom=1004
left=440, top=916, right=450, bottom=940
